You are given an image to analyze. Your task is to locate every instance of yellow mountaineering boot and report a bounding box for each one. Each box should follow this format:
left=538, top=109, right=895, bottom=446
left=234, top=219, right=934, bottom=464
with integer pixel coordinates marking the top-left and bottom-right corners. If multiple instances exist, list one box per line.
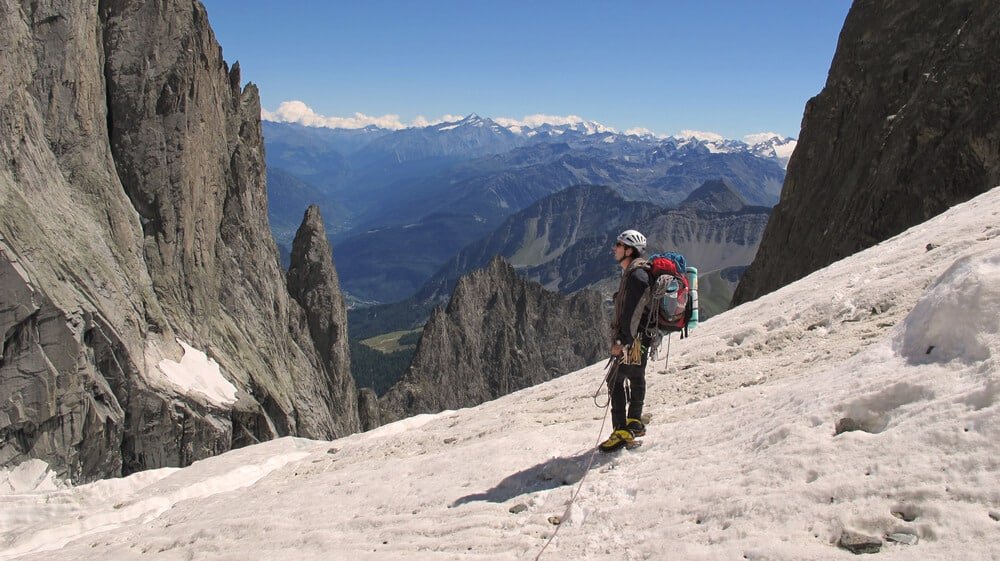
left=598, top=429, right=635, bottom=453
left=625, top=418, right=646, bottom=437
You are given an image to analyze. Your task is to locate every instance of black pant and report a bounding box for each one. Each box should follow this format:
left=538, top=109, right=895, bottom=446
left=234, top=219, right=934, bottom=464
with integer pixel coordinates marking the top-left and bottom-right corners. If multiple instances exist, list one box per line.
left=609, top=351, right=647, bottom=431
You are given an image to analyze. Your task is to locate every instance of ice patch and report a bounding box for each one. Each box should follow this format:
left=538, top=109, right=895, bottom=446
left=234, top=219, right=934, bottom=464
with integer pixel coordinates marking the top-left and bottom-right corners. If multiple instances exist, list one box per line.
left=0, top=460, right=65, bottom=495
left=894, top=249, right=1000, bottom=364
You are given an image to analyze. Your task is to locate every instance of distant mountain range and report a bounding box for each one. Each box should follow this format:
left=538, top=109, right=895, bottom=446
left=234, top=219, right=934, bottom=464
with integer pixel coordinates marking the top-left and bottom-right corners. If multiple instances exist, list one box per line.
left=348, top=182, right=771, bottom=340
left=263, top=114, right=793, bottom=304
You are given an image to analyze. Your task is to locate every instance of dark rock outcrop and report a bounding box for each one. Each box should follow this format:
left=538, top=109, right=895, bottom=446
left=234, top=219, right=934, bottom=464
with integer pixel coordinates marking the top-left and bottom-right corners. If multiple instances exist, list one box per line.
left=287, top=206, right=360, bottom=437
left=734, top=0, right=1000, bottom=305
left=378, top=257, right=608, bottom=423
left=0, top=243, right=128, bottom=478
left=838, top=531, right=882, bottom=555
left=357, top=388, right=380, bottom=431
left=678, top=179, right=749, bottom=214
left=0, top=0, right=359, bottom=481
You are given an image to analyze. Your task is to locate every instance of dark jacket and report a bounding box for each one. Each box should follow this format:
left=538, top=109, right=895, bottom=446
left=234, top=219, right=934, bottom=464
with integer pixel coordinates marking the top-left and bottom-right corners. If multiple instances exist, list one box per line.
left=613, top=263, right=651, bottom=346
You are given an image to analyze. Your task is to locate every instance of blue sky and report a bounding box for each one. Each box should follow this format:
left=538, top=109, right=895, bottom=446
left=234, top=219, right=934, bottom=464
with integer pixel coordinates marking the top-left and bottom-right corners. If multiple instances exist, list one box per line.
left=201, top=1, right=851, bottom=139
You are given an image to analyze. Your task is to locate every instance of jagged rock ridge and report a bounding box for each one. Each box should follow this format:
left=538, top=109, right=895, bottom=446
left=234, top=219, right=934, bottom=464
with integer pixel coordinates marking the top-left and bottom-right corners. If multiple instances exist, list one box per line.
left=0, top=0, right=358, bottom=481
left=287, top=206, right=360, bottom=436
left=378, top=257, right=608, bottom=423
left=734, top=0, right=1000, bottom=305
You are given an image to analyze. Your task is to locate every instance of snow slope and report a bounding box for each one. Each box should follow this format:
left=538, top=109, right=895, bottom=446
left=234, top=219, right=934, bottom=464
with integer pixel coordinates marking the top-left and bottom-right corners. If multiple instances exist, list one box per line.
left=2, top=188, right=999, bottom=560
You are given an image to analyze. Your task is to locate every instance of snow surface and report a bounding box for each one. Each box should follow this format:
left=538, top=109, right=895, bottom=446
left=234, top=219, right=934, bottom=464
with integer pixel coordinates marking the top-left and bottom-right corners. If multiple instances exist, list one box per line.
left=3, top=188, right=1000, bottom=560
left=155, top=340, right=237, bottom=407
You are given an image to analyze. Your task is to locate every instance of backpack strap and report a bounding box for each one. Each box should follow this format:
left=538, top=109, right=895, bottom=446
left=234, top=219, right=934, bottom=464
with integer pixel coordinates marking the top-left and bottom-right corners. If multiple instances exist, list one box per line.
left=610, top=265, right=631, bottom=340
left=628, top=275, right=656, bottom=342
left=625, top=258, right=648, bottom=275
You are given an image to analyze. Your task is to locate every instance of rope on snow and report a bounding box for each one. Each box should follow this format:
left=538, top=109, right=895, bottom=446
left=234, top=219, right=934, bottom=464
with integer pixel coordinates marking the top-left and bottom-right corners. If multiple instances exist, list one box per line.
left=536, top=358, right=618, bottom=560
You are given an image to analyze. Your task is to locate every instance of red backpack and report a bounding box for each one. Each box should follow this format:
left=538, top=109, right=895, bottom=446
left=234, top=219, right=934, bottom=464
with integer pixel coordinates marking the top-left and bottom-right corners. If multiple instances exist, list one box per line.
left=645, top=253, right=692, bottom=335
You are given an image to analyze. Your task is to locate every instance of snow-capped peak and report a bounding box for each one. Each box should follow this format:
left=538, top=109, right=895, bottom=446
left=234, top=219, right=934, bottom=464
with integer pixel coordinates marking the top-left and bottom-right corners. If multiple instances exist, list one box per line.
left=494, top=115, right=616, bottom=137
left=434, top=113, right=496, bottom=132
left=745, top=133, right=798, bottom=169
left=665, top=130, right=797, bottom=167
left=261, top=100, right=796, bottom=165
left=462, top=113, right=485, bottom=126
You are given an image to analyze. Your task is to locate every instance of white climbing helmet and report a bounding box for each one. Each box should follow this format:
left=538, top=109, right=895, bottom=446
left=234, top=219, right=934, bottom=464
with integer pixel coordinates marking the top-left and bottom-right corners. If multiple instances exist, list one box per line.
left=616, top=229, right=646, bottom=253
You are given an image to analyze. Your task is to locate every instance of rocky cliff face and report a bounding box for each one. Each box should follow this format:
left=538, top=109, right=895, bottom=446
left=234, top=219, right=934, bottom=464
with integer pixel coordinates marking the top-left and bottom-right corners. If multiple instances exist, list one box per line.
left=734, top=0, right=1000, bottom=305
left=0, top=0, right=358, bottom=481
left=378, top=257, right=608, bottom=423
left=357, top=388, right=380, bottom=431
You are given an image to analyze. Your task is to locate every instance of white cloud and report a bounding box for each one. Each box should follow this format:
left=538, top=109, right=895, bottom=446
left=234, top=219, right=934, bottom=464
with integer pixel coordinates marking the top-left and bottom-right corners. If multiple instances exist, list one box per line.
left=261, top=101, right=464, bottom=130
left=411, top=114, right=464, bottom=128
left=676, top=129, right=725, bottom=142
left=499, top=114, right=584, bottom=128
left=744, top=132, right=784, bottom=145
left=529, top=114, right=576, bottom=127
left=262, top=101, right=406, bottom=129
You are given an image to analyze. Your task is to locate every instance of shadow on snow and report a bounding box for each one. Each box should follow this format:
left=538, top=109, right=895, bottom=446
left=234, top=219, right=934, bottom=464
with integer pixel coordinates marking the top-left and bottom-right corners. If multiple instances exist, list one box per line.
left=451, top=448, right=616, bottom=506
